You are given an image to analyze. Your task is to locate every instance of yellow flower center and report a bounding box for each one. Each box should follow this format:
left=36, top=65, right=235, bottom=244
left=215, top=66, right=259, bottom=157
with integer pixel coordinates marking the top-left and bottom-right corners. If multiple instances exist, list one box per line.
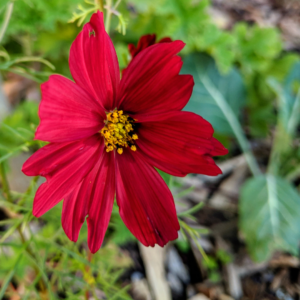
left=100, top=109, right=138, bottom=154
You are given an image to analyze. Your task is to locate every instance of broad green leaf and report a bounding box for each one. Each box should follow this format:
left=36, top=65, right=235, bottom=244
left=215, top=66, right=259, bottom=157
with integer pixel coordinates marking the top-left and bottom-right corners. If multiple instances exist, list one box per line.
left=182, top=53, right=260, bottom=177
left=240, top=175, right=300, bottom=261
left=182, top=53, right=246, bottom=136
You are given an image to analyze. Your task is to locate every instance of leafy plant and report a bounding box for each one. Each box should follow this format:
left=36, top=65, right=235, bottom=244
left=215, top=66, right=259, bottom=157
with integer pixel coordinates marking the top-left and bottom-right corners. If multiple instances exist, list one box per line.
left=240, top=62, right=300, bottom=261
left=240, top=175, right=300, bottom=261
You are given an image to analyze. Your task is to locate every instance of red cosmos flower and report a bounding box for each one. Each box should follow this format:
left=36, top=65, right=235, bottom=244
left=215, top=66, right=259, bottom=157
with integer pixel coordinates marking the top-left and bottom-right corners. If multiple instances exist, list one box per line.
left=22, top=11, right=227, bottom=253
left=128, top=34, right=172, bottom=59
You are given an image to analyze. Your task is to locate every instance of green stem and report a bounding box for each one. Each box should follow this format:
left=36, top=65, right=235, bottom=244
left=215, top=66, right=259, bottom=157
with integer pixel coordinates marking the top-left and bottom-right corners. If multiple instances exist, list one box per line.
left=200, top=74, right=261, bottom=177
left=178, top=202, right=204, bottom=217
left=0, top=2, right=14, bottom=44
left=286, top=165, right=300, bottom=182
left=267, top=128, right=282, bottom=176
left=18, top=176, right=39, bottom=206
left=0, top=162, right=13, bottom=203
left=113, top=0, right=122, bottom=9
left=17, top=227, right=47, bottom=292
left=95, top=0, right=104, bottom=11
left=105, top=0, right=112, bottom=34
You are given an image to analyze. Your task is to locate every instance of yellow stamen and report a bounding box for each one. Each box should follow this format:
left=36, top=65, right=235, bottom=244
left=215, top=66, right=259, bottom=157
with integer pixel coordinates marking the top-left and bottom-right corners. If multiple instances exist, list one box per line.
left=106, top=145, right=113, bottom=152
left=100, top=109, right=138, bottom=154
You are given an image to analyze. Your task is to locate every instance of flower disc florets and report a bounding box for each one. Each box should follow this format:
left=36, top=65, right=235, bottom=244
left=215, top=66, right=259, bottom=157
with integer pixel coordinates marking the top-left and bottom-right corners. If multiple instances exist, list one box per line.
left=101, top=109, right=138, bottom=154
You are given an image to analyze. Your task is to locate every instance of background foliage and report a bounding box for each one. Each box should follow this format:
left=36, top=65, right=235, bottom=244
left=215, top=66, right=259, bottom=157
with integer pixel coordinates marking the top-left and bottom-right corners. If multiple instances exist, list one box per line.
left=1, top=0, right=300, bottom=299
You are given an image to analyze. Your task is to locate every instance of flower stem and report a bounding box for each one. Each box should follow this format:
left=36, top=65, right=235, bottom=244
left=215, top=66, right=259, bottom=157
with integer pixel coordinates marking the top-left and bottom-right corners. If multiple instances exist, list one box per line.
left=84, top=249, right=94, bottom=300
left=0, top=1, right=14, bottom=45
left=18, top=175, right=39, bottom=206
left=17, top=226, right=47, bottom=292
left=95, top=0, right=104, bottom=11
left=0, top=162, right=13, bottom=203
left=113, top=0, right=122, bottom=9
left=105, top=0, right=112, bottom=34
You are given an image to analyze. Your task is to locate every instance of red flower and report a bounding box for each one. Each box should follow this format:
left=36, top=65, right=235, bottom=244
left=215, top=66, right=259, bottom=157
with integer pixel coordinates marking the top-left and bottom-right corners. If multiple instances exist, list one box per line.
left=22, top=12, right=227, bottom=253
left=128, top=34, right=172, bottom=59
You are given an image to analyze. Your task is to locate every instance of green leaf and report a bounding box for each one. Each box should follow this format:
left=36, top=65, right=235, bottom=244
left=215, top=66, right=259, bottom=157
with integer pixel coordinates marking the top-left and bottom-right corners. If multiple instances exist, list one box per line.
left=0, top=252, right=23, bottom=300
left=234, top=23, right=282, bottom=74
left=177, top=201, right=204, bottom=217
left=240, top=175, right=300, bottom=261
left=182, top=53, right=246, bottom=136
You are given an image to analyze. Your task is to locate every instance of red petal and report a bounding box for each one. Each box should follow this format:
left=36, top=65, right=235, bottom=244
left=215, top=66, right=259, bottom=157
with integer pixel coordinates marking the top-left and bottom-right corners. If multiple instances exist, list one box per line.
left=62, top=182, right=87, bottom=242
left=210, top=138, right=228, bottom=156
left=69, top=11, right=120, bottom=111
left=61, top=157, right=101, bottom=242
left=136, top=111, right=227, bottom=177
left=158, top=37, right=172, bottom=43
left=128, top=34, right=157, bottom=58
left=35, top=75, right=103, bottom=143
left=118, top=41, right=193, bottom=114
left=87, top=151, right=115, bottom=253
left=115, top=149, right=179, bottom=247
left=30, top=136, right=102, bottom=217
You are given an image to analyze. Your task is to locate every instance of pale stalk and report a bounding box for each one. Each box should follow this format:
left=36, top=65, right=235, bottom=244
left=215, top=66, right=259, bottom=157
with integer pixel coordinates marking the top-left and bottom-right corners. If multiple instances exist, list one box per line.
left=0, top=2, right=14, bottom=44
left=84, top=250, right=94, bottom=300
left=105, top=0, right=113, bottom=34
left=95, top=0, right=104, bottom=11
left=17, top=227, right=47, bottom=292
left=113, top=0, right=122, bottom=9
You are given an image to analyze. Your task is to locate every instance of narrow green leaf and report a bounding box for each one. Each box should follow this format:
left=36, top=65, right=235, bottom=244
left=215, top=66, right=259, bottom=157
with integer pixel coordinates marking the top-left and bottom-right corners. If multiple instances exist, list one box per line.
left=0, top=252, right=23, bottom=299
left=177, top=202, right=204, bottom=217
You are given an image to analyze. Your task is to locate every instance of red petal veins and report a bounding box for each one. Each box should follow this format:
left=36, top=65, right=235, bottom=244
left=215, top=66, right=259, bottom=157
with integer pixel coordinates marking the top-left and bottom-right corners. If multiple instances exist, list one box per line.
left=210, top=137, right=228, bottom=156
left=131, top=74, right=194, bottom=120
left=22, top=138, right=98, bottom=180
left=115, top=149, right=179, bottom=247
left=36, top=75, right=103, bottom=143
left=62, top=182, right=88, bottom=242
left=69, top=11, right=120, bottom=111
left=61, top=157, right=102, bottom=242
left=136, top=111, right=225, bottom=177
left=118, top=41, right=192, bottom=113
left=29, top=136, right=103, bottom=217
left=87, top=151, right=115, bottom=253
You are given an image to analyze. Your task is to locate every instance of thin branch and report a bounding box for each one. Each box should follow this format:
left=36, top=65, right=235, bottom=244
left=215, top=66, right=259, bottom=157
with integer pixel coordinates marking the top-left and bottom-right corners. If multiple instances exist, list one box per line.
left=105, top=0, right=113, bottom=34
left=0, top=2, right=14, bottom=44
left=0, top=162, right=13, bottom=203
left=94, top=0, right=104, bottom=11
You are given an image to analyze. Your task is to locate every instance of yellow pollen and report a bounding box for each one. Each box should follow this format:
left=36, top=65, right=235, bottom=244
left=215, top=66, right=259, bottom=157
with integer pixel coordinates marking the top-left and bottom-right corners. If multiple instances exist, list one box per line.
left=100, top=109, right=138, bottom=154
left=106, top=145, right=113, bottom=152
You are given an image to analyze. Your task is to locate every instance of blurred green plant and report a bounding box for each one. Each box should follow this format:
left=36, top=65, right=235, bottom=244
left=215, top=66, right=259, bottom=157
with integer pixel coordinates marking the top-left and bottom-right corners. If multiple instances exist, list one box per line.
left=1, top=2, right=300, bottom=299
left=202, top=250, right=232, bottom=283
left=240, top=62, right=300, bottom=261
